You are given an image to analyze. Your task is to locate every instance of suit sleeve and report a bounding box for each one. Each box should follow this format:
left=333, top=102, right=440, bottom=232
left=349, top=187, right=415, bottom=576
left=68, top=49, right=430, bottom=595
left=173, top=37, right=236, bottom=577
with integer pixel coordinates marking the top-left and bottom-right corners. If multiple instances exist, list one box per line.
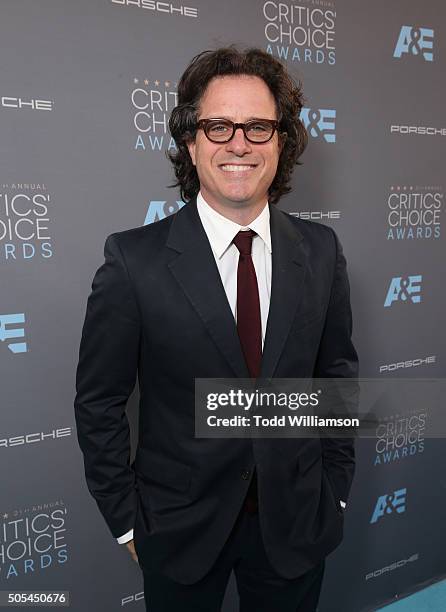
left=74, top=233, right=141, bottom=539
left=314, top=227, right=359, bottom=507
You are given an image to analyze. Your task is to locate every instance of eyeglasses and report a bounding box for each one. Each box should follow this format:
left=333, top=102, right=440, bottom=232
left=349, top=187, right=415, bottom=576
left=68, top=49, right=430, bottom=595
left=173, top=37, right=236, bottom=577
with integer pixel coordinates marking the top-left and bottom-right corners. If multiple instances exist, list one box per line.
left=196, top=118, right=281, bottom=144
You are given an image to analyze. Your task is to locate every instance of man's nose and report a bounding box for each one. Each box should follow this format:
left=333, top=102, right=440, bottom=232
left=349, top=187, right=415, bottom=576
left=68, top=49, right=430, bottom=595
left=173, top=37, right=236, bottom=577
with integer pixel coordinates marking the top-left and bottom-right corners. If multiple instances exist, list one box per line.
left=225, top=127, right=252, bottom=155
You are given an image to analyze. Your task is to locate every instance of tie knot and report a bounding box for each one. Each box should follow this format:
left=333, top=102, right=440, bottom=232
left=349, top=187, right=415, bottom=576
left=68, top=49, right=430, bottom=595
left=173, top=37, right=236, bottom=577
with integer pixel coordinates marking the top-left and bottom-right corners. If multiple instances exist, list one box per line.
left=233, top=229, right=256, bottom=256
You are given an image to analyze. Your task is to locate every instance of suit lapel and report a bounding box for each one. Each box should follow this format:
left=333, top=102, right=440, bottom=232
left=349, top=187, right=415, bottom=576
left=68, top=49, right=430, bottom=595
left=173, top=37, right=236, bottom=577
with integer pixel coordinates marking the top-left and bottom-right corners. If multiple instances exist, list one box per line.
left=166, top=196, right=250, bottom=378
left=260, top=204, right=307, bottom=378
left=165, top=197, right=307, bottom=380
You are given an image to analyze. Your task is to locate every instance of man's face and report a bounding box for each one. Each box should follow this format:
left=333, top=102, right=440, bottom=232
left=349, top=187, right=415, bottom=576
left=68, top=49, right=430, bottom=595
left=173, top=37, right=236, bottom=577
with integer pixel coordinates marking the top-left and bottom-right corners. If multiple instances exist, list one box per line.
left=187, top=75, right=283, bottom=211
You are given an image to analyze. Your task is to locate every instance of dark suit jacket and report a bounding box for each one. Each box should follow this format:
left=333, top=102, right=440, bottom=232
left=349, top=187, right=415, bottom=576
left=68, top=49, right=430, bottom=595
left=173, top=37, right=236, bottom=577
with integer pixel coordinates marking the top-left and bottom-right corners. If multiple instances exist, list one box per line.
left=74, top=195, right=359, bottom=584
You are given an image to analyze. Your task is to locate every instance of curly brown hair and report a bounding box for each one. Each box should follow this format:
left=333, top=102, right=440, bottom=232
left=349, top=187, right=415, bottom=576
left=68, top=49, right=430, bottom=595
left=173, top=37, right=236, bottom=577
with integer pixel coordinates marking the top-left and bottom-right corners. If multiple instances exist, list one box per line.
left=167, top=46, right=307, bottom=205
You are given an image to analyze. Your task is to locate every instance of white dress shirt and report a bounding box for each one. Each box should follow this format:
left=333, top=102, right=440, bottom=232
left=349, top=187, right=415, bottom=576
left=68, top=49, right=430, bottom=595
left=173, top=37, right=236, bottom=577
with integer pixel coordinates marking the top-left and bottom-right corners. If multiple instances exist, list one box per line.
left=117, top=190, right=344, bottom=544
left=196, top=191, right=272, bottom=346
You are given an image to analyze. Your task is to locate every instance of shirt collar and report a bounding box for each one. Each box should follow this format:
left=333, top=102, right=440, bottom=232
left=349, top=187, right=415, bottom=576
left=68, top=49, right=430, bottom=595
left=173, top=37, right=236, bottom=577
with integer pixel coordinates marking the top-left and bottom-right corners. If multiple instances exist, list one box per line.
left=196, top=190, right=272, bottom=259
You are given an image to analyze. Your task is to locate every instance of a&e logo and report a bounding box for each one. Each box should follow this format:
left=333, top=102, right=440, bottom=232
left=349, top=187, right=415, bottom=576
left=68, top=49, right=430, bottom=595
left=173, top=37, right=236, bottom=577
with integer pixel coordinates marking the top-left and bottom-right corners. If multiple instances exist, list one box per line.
left=300, top=108, right=336, bottom=143
left=0, top=313, right=27, bottom=353
left=370, top=488, right=407, bottom=524
left=144, top=200, right=186, bottom=225
left=393, top=26, right=434, bottom=62
left=384, top=275, right=422, bottom=307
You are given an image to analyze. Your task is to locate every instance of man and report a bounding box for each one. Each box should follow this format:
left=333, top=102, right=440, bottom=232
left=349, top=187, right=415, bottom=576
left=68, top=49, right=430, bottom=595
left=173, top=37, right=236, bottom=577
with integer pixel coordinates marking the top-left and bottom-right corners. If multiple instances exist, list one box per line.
left=74, top=46, right=358, bottom=611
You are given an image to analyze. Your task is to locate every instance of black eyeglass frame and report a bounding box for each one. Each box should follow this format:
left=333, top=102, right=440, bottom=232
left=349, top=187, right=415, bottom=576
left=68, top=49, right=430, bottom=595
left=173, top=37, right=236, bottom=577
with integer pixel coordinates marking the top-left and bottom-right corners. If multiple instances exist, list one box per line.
left=196, top=118, right=283, bottom=144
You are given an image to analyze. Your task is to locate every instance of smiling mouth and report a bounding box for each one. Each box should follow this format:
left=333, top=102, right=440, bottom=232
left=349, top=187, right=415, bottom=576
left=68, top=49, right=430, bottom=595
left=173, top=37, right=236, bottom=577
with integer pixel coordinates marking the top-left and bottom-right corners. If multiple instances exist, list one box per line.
left=219, top=164, right=258, bottom=172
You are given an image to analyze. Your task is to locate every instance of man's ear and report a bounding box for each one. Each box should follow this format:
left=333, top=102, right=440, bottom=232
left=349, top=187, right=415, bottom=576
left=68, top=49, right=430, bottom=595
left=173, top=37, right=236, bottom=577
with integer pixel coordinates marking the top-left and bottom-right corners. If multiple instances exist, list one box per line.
left=186, top=138, right=196, bottom=166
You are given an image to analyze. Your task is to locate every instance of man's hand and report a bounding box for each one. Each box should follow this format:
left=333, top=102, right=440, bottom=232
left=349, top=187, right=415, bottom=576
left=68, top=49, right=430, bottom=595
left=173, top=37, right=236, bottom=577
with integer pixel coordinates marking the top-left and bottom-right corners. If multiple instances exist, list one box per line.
left=126, top=539, right=139, bottom=564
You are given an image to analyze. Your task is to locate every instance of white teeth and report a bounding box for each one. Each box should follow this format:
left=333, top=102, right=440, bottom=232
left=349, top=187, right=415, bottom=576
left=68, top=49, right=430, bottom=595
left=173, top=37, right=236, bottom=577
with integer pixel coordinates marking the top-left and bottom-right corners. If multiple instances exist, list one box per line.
left=220, top=164, right=255, bottom=172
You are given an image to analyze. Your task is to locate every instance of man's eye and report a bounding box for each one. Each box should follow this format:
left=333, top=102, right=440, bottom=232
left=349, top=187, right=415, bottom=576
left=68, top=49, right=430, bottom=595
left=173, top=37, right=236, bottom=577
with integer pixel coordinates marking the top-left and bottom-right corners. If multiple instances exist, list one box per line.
left=209, top=123, right=230, bottom=133
left=249, top=123, right=269, bottom=132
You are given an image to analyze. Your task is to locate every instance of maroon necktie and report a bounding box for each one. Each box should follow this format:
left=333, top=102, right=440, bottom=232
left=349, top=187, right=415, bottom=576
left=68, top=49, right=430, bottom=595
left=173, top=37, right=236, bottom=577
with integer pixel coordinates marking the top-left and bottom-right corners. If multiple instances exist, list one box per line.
left=233, top=229, right=261, bottom=514
left=232, top=229, right=262, bottom=378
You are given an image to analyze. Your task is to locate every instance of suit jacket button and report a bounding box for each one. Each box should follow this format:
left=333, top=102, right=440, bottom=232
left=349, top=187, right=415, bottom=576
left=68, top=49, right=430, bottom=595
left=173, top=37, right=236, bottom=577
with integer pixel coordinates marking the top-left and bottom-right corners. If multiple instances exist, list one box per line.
left=241, top=470, right=251, bottom=480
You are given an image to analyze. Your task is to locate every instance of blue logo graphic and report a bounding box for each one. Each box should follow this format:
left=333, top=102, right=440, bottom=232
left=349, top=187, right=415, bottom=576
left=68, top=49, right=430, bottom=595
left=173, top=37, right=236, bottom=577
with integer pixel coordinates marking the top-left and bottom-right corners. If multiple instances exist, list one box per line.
left=370, top=488, right=407, bottom=524
left=393, top=26, right=434, bottom=61
left=384, top=275, right=422, bottom=307
left=300, top=108, right=336, bottom=143
left=144, top=200, right=186, bottom=225
left=0, top=313, right=27, bottom=353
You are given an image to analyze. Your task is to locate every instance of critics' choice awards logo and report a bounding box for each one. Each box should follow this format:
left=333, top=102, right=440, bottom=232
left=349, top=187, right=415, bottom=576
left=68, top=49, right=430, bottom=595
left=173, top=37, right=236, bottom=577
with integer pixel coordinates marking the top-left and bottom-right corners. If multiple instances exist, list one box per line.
left=374, top=412, right=425, bottom=467
left=263, top=1, right=336, bottom=65
left=0, top=501, right=68, bottom=579
left=384, top=275, right=422, bottom=307
left=132, top=77, right=178, bottom=153
left=144, top=200, right=185, bottom=225
left=0, top=313, right=27, bottom=354
left=300, top=108, right=336, bottom=142
left=370, top=488, right=407, bottom=524
left=393, top=26, right=434, bottom=61
left=0, top=184, right=53, bottom=263
left=386, top=185, right=442, bottom=240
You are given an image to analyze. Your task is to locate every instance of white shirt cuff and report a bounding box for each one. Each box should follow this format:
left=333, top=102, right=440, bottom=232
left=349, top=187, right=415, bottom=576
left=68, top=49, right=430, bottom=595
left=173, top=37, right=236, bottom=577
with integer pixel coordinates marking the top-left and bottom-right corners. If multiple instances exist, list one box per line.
left=117, top=529, right=134, bottom=544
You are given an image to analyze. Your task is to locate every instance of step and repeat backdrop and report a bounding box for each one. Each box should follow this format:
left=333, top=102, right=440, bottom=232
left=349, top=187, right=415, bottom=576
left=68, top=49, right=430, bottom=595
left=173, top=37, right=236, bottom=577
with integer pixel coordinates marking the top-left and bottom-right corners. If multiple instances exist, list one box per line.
left=1, top=1, right=445, bottom=610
